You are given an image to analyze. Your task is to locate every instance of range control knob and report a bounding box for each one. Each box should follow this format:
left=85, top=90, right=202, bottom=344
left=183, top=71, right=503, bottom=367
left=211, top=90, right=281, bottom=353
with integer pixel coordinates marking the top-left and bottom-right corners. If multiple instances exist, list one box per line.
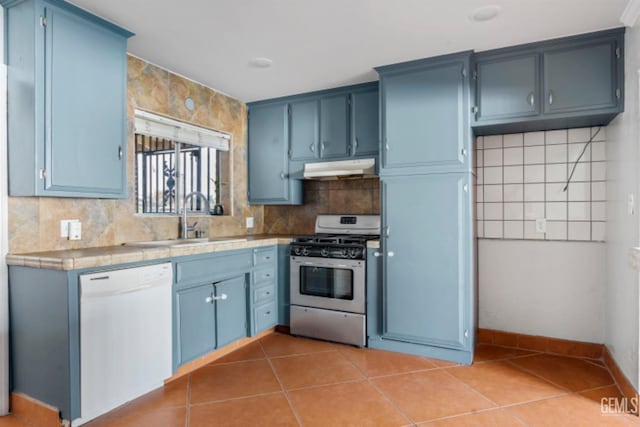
left=321, top=248, right=329, bottom=257
left=341, top=248, right=348, bottom=258
left=302, top=247, right=310, bottom=256
left=348, top=248, right=359, bottom=259
left=294, top=246, right=302, bottom=255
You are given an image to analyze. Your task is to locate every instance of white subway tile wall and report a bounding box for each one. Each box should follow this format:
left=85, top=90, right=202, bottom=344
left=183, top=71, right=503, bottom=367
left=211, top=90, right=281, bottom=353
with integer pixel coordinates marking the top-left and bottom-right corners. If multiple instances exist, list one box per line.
left=475, top=127, right=606, bottom=242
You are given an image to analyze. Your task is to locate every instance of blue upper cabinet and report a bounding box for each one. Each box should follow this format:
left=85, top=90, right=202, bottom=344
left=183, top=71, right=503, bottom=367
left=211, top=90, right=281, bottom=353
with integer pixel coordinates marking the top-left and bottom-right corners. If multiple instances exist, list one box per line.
left=475, top=53, right=539, bottom=122
left=319, top=94, right=350, bottom=159
left=544, top=37, right=619, bottom=115
left=2, top=0, right=133, bottom=198
left=351, top=88, right=379, bottom=157
left=289, top=99, right=320, bottom=161
left=473, top=28, right=624, bottom=135
left=247, top=103, right=302, bottom=205
left=376, top=52, right=472, bottom=175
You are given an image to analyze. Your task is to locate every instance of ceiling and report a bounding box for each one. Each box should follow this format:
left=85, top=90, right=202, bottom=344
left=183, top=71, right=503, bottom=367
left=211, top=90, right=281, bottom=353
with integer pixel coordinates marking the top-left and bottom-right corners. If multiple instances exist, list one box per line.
left=68, top=0, right=629, bottom=103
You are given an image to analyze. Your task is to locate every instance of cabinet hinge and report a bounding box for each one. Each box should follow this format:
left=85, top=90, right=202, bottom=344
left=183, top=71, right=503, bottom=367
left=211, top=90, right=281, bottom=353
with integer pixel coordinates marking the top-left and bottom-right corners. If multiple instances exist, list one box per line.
left=461, top=67, right=467, bottom=78
left=39, top=16, right=46, bottom=27
left=616, top=88, right=621, bottom=99
left=616, top=47, right=621, bottom=59
left=464, top=329, right=469, bottom=339
left=471, top=106, right=478, bottom=114
left=473, top=69, right=477, bottom=80
left=39, top=169, right=46, bottom=179
left=287, top=105, right=291, bottom=115
left=288, top=148, right=292, bottom=158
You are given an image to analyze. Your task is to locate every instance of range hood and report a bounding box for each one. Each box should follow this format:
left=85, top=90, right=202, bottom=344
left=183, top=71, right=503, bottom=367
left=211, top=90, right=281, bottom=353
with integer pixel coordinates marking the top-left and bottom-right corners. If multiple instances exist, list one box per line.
left=303, top=158, right=376, bottom=180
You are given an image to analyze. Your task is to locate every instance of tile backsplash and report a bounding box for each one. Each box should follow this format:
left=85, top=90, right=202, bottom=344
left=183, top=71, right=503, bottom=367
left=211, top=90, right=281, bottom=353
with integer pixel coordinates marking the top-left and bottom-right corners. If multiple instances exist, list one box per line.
left=263, top=178, right=380, bottom=235
left=475, top=128, right=606, bottom=242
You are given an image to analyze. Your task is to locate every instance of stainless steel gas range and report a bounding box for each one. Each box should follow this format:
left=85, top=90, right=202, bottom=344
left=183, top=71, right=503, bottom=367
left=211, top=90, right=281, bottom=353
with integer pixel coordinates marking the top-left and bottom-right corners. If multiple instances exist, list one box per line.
left=290, top=214, right=380, bottom=346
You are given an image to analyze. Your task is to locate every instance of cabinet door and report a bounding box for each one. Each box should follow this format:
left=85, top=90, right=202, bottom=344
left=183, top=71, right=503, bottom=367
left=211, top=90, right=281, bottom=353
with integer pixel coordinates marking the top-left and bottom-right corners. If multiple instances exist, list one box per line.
left=289, top=100, right=319, bottom=161
left=319, top=94, right=349, bottom=158
left=381, top=173, right=472, bottom=351
left=544, top=39, right=618, bottom=114
left=248, top=104, right=289, bottom=202
left=380, top=59, right=469, bottom=173
left=215, top=276, right=247, bottom=348
left=476, top=54, right=539, bottom=122
left=176, top=284, right=216, bottom=365
left=44, top=2, right=126, bottom=196
left=351, top=89, right=379, bottom=157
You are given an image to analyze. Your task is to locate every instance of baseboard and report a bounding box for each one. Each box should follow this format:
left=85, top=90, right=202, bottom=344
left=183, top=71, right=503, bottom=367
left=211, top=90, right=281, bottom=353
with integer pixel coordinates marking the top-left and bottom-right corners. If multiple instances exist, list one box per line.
left=603, top=346, right=639, bottom=405
left=166, top=327, right=276, bottom=383
left=10, top=392, right=60, bottom=427
left=477, top=328, right=604, bottom=359
left=275, top=325, right=290, bottom=334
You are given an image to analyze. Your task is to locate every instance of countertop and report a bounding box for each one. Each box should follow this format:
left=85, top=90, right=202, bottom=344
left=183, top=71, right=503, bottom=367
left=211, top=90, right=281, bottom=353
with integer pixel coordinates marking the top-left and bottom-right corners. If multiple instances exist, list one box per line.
left=6, top=235, right=383, bottom=271
left=6, top=235, right=294, bottom=271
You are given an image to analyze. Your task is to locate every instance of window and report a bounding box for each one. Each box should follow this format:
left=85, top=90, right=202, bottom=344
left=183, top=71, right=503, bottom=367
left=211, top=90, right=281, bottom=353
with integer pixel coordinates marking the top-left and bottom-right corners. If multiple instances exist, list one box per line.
left=133, top=110, right=230, bottom=215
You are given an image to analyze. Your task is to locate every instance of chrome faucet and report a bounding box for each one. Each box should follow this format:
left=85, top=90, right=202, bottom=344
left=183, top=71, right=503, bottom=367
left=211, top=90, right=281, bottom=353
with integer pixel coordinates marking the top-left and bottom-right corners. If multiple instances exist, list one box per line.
left=181, top=191, right=210, bottom=239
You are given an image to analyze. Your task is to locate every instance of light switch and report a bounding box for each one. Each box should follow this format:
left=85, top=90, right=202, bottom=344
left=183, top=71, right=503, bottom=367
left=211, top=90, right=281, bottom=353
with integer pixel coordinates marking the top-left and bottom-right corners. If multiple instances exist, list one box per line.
left=60, top=219, right=80, bottom=238
left=535, top=218, right=547, bottom=233
left=246, top=217, right=254, bottom=228
left=68, top=221, right=82, bottom=240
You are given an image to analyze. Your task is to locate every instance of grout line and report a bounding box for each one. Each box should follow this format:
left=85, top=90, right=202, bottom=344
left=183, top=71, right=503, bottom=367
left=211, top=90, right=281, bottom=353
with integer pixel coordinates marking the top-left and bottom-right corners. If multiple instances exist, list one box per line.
left=503, top=358, right=575, bottom=393
left=259, top=340, right=305, bottom=427
left=338, top=348, right=416, bottom=426
left=188, top=390, right=284, bottom=408
left=266, top=349, right=338, bottom=359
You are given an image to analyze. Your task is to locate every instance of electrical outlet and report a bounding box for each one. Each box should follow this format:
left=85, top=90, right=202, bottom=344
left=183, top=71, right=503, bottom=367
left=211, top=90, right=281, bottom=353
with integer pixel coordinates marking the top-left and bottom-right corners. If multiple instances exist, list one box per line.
left=535, top=218, right=547, bottom=233
left=60, top=219, right=80, bottom=238
left=246, top=217, right=254, bottom=229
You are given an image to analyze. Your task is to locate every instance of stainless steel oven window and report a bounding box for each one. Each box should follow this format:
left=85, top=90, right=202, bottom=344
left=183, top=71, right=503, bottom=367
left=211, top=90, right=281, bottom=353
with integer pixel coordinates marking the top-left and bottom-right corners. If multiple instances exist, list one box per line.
left=299, top=266, right=354, bottom=300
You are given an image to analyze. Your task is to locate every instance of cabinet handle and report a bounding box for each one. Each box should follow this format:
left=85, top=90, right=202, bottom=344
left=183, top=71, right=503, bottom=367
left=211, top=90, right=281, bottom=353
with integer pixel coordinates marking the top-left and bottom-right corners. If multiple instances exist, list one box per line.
left=528, top=92, right=535, bottom=106
left=352, top=138, right=358, bottom=156
left=461, top=148, right=467, bottom=157
left=280, top=172, right=285, bottom=180
left=320, top=142, right=326, bottom=157
left=205, top=296, right=213, bottom=304
left=385, top=143, right=390, bottom=151
left=387, top=251, right=395, bottom=257
left=373, top=251, right=383, bottom=257
left=385, top=226, right=390, bottom=237
left=212, top=294, right=228, bottom=301
left=548, top=91, right=554, bottom=105
left=310, top=144, right=315, bottom=153
left=264, top=311, right=271, bottom=316
left=463, top=184, right=469, bottom=192
left=118, top=145, right=123, bottom=160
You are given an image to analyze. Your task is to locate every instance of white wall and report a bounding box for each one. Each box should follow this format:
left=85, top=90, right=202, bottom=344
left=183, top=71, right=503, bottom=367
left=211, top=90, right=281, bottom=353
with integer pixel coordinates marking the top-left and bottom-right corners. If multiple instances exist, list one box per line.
left=479, top=239, right=606, bottom=343
left=605, top=17, right=640, bottom=390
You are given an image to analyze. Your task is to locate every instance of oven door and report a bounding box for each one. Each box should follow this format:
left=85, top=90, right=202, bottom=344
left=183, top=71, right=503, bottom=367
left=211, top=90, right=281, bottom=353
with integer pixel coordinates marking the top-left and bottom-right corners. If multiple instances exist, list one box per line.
left=290, top=256, right=365, bottom=314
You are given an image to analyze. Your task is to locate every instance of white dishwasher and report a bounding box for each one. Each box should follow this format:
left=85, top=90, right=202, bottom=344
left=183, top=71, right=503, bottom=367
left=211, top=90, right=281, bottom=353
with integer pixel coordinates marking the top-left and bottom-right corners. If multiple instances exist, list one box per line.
left=75, top=262, right=172, bottom=426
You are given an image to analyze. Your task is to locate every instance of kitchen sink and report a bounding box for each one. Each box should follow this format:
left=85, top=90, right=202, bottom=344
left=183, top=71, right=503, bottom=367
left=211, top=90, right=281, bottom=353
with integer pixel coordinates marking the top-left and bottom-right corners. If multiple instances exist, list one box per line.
left=126, top=237, right=247, bottom=248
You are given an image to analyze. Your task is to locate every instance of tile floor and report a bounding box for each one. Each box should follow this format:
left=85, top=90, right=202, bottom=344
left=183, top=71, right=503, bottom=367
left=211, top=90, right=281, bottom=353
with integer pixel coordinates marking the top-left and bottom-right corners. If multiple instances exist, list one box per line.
left=5, top=333, right=640, bottom=426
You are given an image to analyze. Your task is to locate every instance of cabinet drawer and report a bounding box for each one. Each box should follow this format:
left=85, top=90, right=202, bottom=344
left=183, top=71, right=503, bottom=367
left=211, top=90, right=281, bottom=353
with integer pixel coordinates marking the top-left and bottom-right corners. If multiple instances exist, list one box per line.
left=253, top=247, right=276, bottom=267
left=253, top=266, right=275, bottom=286
left=255, top=301, right=277, bottom=333
left=253, top=283, right=276, bottom=305
left=176, top=251, right=252, bottom=284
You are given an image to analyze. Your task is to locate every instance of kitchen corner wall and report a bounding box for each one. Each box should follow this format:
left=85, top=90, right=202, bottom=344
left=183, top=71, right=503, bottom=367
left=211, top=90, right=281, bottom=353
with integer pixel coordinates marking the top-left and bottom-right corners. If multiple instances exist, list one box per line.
left=263, top=178, right=380, bottom=235
left=477, top=128, right=607, bottom=345
left=7, top=55, right=264, bottom=254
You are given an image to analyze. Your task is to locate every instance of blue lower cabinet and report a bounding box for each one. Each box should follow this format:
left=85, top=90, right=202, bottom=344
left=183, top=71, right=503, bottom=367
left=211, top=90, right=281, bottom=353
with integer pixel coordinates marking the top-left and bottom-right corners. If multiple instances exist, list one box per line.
left=175, top=284, right=217, bottom=366
left=369, top=173, right=475, bottom=364
left=215, top=276, right=248, bottom=348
